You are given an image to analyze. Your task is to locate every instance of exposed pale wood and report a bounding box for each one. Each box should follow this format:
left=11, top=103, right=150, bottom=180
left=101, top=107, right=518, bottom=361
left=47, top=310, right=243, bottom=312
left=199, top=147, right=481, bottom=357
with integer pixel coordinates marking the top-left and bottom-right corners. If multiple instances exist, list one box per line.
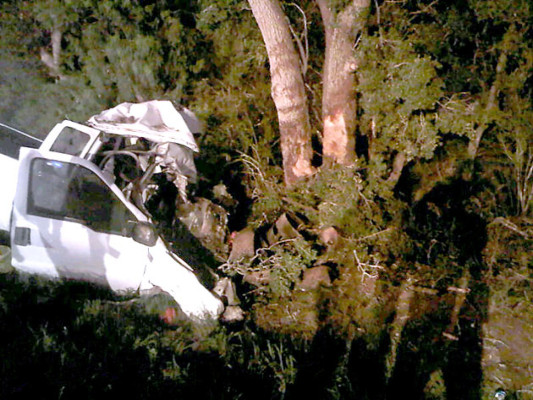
left=318, top=0, right=370, bottom=165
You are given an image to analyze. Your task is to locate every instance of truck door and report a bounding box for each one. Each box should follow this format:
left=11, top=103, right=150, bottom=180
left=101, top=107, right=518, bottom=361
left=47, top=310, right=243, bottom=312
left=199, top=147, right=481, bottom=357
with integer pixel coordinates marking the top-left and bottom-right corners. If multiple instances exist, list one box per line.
left=11, top=148, right=150, bottom=292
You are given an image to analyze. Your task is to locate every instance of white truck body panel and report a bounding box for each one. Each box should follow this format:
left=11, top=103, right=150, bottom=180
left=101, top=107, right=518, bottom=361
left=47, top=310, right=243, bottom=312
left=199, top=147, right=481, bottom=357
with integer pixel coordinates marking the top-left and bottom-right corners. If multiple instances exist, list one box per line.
left=11, top=148, right=149, bottom=289
left=0, top=154, right=18, bottom=232
left=143, top=244, right=224, bottom=320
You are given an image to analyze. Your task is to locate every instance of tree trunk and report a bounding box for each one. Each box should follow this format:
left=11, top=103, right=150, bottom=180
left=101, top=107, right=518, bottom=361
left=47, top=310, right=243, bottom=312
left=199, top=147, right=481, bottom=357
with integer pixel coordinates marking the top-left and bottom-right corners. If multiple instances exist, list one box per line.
left=40, top=28, right=64, bottom=80
left=248, top=0, right=315, bottom=185
left=317, top=0, right=370, bottom=166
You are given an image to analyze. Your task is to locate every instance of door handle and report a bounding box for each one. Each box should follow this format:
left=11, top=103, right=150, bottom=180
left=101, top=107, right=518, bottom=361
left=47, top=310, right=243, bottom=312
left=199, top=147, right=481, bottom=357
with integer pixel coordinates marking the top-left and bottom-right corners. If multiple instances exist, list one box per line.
left=14, top=227, right=31, bottom=246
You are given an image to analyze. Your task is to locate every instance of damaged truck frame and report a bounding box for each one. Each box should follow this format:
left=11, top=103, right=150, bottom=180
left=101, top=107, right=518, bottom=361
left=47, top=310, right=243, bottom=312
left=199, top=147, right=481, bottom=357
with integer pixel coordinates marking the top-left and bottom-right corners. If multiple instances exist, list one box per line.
left=0, top=101, right=224, bottom=320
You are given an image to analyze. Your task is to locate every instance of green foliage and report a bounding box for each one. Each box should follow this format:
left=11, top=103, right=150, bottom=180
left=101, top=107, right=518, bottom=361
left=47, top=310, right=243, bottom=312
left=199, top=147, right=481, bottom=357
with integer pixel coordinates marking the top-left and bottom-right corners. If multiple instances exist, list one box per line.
left=326, top=267, right=394, bottom=340
left=357, top=23, right=444, bottom=181
left=223, top=235, right=316, bottom=299
left=0, top=0, right=222, bottom=130
left=314, top=166, right=384, bottom=232
left=237, top=150, right=285, bottom=224
left=267, top=238, right=317, bottom=297
left=495, top=114, right=533, bottom=216
left=247, top=338, right=298, bottom=395
left=471, top=0, right=530, bottom=24
left=355, top=0, right=532, bottom=222
left=286, top=164, right=411, bottom=264
left=483, top=30, right=533, bottom=216
left=423, top=369, right=447, bottom=399
left=62, top=0, right=213, bottom=103
left=193, top=1, right=281, bottom=185
left=0, top=1, right=532, bottom=398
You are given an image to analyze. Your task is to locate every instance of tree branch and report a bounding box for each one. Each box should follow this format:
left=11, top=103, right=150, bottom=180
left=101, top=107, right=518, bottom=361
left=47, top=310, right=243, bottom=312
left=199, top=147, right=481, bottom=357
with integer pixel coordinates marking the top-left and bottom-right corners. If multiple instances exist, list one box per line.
left=444, top=270, right=470, bottom=338
left=315, top=0, right=333, bottom=40
left=51, top=29, right=61, bottom=68
left=387, top=151, right=406, bottom=184
left=286, top=3, right=309, bottom=75
left=339, top=0, right=371, bottom=33
left=385, top=276, right=413, bottom=381
left=468, top=39, right=508, bottom=158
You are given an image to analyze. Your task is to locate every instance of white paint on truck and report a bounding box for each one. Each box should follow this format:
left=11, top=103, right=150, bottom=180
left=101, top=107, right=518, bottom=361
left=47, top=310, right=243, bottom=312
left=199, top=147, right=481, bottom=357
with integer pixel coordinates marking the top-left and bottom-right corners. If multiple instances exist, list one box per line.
left=0, top=154, right=18, bottom=232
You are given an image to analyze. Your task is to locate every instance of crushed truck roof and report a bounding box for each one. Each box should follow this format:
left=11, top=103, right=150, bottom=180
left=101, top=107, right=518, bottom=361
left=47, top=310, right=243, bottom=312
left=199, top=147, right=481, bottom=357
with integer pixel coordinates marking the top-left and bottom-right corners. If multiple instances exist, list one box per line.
left=87, top=100, right=200, bottom=152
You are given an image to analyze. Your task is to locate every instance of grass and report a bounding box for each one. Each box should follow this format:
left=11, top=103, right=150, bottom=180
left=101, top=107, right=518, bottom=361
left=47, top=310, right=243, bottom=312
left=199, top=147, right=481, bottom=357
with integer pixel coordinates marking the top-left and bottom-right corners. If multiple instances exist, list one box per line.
left=0, top=271, right=311, bottom=399
left=0, top=165, right=530, bottom=399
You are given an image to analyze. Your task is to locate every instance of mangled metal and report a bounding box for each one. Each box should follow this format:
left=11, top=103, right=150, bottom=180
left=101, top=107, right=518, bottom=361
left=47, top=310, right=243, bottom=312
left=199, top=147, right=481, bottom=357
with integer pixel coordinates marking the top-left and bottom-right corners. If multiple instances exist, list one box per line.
left=1, top=101, right=226, bottom=321
left=87, top=100, right=200, bottom=208
left=87, top=101, right=201, bottom=150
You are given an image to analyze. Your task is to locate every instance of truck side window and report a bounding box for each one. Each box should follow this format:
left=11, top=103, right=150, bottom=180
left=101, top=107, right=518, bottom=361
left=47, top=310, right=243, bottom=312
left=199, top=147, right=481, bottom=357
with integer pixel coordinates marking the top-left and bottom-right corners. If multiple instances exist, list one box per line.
left=49, top=127, right=90, bottom=156
left=28, top=158, right=136, bottom=235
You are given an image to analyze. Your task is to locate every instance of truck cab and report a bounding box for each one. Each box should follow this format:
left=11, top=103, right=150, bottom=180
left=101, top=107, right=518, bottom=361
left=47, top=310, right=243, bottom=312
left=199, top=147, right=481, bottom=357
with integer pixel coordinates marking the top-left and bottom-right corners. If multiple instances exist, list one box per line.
left=1, top=102, right=224, bottom=320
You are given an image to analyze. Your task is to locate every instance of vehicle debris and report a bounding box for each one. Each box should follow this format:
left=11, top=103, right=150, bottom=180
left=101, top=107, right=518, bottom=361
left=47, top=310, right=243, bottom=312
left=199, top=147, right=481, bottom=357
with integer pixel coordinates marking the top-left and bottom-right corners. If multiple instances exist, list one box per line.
left=177, top=198, right=229, bottom=261
left=87, top=100, right=200, bottom=207
left=228, top=227, right=256, bottom=261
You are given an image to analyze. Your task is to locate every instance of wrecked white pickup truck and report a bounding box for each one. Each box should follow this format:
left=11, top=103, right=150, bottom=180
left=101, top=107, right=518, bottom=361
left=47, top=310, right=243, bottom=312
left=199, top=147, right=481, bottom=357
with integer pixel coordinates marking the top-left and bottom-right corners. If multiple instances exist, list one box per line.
left=0, top=101, right=224, bottom=320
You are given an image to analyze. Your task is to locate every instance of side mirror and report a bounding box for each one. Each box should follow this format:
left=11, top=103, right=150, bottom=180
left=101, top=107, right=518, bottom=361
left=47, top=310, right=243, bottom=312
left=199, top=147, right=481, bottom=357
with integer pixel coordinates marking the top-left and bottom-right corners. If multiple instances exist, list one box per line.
left=132, top=222, right=158, bottom=247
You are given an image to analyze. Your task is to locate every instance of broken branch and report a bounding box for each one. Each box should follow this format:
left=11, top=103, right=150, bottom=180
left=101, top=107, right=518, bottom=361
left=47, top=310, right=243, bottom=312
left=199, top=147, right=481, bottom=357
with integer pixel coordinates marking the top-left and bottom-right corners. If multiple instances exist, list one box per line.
left=286, top=3, right=308, bottom=75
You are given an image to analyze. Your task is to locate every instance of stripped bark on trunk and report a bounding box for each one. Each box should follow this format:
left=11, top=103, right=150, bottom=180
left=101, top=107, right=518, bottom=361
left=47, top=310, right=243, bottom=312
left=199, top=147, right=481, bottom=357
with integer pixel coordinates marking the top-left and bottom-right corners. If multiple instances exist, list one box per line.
left=317, top=0, right=370, bottom=166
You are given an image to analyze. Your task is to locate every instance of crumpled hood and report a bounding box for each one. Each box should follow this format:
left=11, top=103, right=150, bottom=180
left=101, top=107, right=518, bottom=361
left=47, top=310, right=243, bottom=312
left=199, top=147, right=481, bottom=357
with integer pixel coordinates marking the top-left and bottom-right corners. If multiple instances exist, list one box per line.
left=88, top=100, right=200, bottom=152
left=144, top=242, right=224, bottom=320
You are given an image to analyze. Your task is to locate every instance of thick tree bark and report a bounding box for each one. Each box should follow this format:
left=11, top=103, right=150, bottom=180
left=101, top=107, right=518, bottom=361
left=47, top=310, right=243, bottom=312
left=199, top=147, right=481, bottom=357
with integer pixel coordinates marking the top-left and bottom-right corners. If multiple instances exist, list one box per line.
left=317, top=0, right=370, bottom=166
left=248, top=0, right=315, bottom=185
